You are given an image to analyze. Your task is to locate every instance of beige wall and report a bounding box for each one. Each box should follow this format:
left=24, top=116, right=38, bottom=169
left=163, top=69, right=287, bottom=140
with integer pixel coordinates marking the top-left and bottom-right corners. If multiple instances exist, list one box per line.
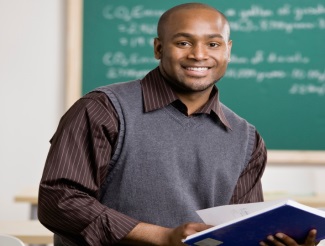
left=0, top=0, right=65, bottom=220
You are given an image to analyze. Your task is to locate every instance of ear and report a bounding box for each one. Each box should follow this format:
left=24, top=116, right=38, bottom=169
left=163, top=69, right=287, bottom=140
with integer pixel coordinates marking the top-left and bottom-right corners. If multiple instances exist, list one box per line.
left=154, top=38, right=162, bottom=60
left=227, top=40, right=232, bottom=62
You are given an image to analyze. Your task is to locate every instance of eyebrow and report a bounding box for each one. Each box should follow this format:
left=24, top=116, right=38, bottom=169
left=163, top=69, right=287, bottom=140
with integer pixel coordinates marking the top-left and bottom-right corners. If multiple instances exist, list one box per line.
left=172, top=32, right=225, bottom=40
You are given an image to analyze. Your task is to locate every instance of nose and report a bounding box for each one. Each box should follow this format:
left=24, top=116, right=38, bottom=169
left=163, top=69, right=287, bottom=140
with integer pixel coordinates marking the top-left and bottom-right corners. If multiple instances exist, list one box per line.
left=188, top=44, right=209, bottom=60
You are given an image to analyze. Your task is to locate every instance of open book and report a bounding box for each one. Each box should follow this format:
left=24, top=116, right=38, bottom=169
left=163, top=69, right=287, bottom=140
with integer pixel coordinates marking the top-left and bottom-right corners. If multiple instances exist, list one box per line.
left=183, top=199, right=325, bottom=246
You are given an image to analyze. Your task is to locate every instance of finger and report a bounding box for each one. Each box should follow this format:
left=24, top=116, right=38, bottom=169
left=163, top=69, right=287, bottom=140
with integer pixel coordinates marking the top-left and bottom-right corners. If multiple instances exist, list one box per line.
left=259, top=241, right=269, bottom=246
left=185, top=223, right=212, bottom=233
left=180, top=223, right=211, bottom=239
left=266, top=235, right=286, bottom=246
left=274, top=233, right=298, bottom=245
left=304, top=229, right=317, bottom=246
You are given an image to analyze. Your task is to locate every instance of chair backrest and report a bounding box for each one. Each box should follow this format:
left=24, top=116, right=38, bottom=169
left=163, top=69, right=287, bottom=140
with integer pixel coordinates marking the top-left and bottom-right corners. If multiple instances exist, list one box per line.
left=0, top=234, right=25, bottom=246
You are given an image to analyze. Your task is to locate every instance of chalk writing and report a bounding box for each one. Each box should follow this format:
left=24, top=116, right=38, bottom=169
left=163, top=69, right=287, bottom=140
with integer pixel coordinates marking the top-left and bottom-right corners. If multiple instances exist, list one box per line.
left=294, top=4, right=325, bottom=20
left=230, top=50, right=311, bottom=65
left=290, top=84, right=325, bottom=95
left=259, top=20, right=315, bottom=33
left=308, top=69, right=325, bottom=82
left=103, top=5, right=164, bottom=22
left=106, top=68, right=150, bottom=80
left=118, top=23, right=157, bottom=35
left=119, top=36, right=154, bottom=47
left=225, top=69, right=286, bottom=82
left=225, top=68, right=325, bottom=83
left=239, top=5, right=274, bottom=19
left=103, top=52, right=158, bottom=67
left=267, top=52, right=310, bottom=64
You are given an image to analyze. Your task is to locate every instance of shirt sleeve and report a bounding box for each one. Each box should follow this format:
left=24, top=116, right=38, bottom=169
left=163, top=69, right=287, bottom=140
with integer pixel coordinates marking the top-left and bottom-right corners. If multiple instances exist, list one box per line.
left=38, top=92, right=139, bottom=246
left=229, top=130, right=267, bottom=204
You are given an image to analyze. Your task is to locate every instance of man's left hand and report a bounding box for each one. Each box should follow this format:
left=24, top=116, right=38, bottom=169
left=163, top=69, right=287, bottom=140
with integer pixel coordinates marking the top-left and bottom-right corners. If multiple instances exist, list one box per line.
left=259, top=229, right=318, bottom=246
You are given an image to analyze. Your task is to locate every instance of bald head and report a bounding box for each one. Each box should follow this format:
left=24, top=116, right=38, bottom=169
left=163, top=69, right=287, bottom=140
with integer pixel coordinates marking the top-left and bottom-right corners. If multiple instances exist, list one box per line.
left=157, top=3, right=230, bottom=41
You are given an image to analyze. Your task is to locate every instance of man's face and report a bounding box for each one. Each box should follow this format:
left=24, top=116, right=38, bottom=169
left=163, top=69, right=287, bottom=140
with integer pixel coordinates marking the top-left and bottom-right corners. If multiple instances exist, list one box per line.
left=154, top=8, right=232, bottom=94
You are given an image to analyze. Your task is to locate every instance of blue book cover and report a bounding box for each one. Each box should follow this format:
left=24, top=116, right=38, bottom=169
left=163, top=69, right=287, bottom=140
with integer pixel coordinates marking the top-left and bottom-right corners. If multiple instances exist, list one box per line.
left=184, top=200, right=325, bottom=246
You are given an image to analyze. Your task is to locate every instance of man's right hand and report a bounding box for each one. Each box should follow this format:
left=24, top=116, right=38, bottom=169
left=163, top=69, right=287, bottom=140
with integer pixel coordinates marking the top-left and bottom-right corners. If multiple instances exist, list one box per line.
left=122, top=222, right=212, bottom=245
left=167, top=222, right=213, bottom=245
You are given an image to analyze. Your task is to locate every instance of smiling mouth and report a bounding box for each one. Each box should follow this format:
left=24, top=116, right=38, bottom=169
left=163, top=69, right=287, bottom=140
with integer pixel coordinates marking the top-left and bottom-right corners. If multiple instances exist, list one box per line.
left=185, top=67, right=209, bottom=71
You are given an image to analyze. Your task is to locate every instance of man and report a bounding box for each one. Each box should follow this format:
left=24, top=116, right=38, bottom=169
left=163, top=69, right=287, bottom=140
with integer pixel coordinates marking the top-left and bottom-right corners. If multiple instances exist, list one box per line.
left=38, top=3, right=317, bottom=246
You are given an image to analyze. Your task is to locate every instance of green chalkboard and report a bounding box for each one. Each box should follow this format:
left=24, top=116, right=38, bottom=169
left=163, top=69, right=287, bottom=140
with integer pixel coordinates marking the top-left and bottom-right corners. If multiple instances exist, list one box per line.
left=82, top=0, right=325, bottom=151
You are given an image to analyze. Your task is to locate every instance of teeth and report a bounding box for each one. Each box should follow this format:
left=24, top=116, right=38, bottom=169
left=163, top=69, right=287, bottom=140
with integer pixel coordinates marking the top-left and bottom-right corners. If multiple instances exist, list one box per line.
left=186, top=67, right=208, bottom=71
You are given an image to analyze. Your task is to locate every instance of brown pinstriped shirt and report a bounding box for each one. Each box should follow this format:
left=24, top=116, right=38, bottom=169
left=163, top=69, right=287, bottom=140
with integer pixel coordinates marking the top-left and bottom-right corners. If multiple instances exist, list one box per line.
left=38, top=67, right=267, bottom=246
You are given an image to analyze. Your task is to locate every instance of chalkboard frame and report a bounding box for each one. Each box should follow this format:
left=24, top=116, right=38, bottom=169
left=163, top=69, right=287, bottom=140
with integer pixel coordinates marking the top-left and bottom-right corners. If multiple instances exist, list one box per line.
left=65, top=0, right=325, bottom=165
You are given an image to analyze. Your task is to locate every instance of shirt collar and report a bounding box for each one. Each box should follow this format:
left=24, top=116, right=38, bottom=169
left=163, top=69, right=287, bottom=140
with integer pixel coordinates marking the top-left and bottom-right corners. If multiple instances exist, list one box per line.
left=141, top=67, right=231, bottom=129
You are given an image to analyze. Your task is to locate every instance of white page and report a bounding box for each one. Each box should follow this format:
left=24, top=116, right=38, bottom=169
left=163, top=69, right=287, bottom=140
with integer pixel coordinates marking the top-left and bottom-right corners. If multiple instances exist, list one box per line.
left=197, top=199, right=291, bottom=225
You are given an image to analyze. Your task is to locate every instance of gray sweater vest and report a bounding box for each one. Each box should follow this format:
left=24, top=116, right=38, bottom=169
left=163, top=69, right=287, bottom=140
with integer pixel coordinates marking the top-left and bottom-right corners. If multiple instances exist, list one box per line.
left=97, top=80, right=255, bottom=228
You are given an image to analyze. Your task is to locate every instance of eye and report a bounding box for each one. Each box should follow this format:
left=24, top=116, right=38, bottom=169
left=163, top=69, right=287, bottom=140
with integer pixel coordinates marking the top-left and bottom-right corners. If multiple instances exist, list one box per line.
left=209, top=42, right=220, bottom=48
left=177, top=41, right=191, bottom=47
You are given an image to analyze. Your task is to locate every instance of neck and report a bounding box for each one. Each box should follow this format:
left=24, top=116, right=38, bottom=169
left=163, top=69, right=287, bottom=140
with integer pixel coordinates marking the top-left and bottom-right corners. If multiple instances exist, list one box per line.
left=176, top=88, right=212, bottom=115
